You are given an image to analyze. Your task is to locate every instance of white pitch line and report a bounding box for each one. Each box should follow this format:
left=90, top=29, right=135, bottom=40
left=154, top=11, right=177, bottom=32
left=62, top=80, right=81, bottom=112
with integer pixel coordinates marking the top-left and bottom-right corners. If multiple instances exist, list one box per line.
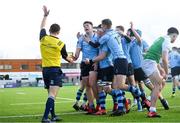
left=10, top=97, right=76, bottom=106
left=10, top=98, right=114, bottom=106
left=0, top=112, right=85, bottom=119
left=16, top=92, right=26, bottom=95
left=10, top=101, right=74, bottom=106
left=1, top=105, right=180, bottom=119
left=56, top=97, right=75, bottom=101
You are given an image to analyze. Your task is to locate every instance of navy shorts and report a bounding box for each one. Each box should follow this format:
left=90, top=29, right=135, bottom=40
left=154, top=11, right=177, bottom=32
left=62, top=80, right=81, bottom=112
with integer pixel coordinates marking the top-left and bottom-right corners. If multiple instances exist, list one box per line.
left=113, top=58, right=128, bottom=75
left=98, top=66, right=114, bottom=82
left=42, top=67, right=63, bottom=89
left=80, top=61, right=95, bottom=77
left=127, top=63, right=134, bottom=77
left=171, top=66, right=180, bottom=77
left=134, top=67, right=148, bottom=82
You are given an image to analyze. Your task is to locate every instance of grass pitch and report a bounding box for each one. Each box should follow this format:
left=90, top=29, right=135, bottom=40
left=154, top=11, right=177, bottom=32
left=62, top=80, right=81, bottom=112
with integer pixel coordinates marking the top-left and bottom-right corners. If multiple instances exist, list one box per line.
left=0, top=83, right=180, bottom=122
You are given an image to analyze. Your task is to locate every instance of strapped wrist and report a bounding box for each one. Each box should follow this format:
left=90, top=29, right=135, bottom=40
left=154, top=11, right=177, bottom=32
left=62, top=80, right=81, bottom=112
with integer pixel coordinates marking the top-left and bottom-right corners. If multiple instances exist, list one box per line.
left=90, top=59, right=94, bottom=64
left=44, top=14, right=48, bottom=17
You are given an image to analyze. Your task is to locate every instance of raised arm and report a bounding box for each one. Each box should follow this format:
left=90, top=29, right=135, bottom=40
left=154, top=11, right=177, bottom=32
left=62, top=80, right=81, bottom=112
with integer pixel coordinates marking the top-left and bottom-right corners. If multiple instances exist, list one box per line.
left=130, top=22, right=142, bottom=44
left=40, top=6, right=50, bottom=29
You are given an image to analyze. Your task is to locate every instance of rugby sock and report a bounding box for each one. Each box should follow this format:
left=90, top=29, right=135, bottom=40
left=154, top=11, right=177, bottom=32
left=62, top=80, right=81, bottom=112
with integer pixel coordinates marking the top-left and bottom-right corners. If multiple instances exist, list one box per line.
left=89, top=102, right=95, bottom=109
left=110, top=89, right=118, bottom=104
left=99, top=91, right=106, bottom=110
left=128, top=85, right=141, bottom=97
left=43, top=96, right=55, bottom=119
left=82, top=93, right=87, bottom=104
left=50, top=103, right=55, bottom=118
left=136, top=97, right=142, bottom=111
left=116, top=90, right=124, bottom=111
left=172, top=87, right=176, bottom=94
left=96, top=99, right=100, bottom=106
left=76, top=89, right=83, bottom=102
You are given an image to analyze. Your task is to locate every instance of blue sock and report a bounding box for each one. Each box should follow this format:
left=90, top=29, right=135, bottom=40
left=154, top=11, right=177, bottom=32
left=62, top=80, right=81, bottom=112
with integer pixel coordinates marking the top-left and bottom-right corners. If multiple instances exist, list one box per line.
left=128, top=85, right=141, bottom=97
left=50, top=103, right=55, bottom=117
left=83, top=93, right=87, bottom=103
left=96, top=99, right=100, bottom=106
left=110, top=89, right=118, bottom=104
left=116, top=90, right=124, bottom=111
left=136, top=97, right=142, bottom=111
left=89, top=102, right=95, bottom=109
left=43, top=96, right=54, bottom=119
left=76, top=89, right=83, bottom=101
left=99, top=91, right=106, bottom=110
left=172, top=87, right=176, bottom=94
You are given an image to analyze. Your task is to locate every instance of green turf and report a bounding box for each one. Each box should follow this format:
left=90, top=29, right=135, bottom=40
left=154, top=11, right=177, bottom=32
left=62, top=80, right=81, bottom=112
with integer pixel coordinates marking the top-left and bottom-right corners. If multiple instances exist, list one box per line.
left=0, top=83, right=180, bottom=122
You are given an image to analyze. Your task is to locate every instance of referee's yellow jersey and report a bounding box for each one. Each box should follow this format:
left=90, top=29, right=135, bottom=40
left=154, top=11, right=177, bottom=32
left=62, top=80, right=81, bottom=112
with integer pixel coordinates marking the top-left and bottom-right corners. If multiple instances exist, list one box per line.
left=40, top=35, right=64, bottom=67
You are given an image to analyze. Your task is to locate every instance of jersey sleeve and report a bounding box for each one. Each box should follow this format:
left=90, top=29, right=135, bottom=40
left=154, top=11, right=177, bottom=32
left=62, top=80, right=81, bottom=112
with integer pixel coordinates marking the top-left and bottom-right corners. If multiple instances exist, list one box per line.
left=61, top=44, right=68, bottom=60
left=162, top=39, right=171, bottom=52
left=39, top=28, right=47, bottom=40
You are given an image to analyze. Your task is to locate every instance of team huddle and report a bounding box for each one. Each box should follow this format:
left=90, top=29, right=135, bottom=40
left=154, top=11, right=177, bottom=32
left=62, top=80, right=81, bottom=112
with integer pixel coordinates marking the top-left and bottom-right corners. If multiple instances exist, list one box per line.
left=39, top=6, right=180, bottom=122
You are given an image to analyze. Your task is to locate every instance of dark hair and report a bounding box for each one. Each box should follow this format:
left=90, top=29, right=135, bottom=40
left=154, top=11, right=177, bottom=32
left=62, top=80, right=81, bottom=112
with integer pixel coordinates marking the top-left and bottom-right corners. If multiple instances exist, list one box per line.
left=127, top=28, right=142, bottom=37
left=116, top=25, right=124, bottom=32
left=102, top=19, right=112, bottom=28
left=49, top=23, right=60, bottom=33
left=93, top=24, right=101, bottom=29
left=127, top=28, right=134, bottom=37
left=167, top=27, right=179, bottom=35
left=172, top=47, right=178, bottom=50
left=83, top=21, right=93, bottom=26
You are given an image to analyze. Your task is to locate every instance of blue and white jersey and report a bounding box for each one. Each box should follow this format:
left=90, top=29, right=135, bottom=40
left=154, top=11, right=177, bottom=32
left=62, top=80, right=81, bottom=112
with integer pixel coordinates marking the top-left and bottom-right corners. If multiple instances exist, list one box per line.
left=76, top=34, right=98, bottom=61
left=169, top=50, right=180, bottom=68
left=99, top=29, right=126, bottom=60
left=98, top=43, right=113, bottom=69
left=121, top=37, right=132, bottom=63
left=130, top=39, right=149, bottom=69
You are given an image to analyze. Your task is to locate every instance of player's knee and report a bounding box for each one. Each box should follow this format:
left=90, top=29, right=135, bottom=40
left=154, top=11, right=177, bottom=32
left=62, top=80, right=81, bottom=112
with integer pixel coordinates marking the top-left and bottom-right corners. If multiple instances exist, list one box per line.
left=112, top=82, right=118, bottom=89
left=86, top=81, right=93, bottom=88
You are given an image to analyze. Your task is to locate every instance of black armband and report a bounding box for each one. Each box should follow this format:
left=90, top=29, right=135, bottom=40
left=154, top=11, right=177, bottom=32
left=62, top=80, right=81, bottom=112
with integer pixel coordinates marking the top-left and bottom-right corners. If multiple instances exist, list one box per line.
left=89, top=41, right=100, bottom=48
left=124, top=35, right=131, bottom=43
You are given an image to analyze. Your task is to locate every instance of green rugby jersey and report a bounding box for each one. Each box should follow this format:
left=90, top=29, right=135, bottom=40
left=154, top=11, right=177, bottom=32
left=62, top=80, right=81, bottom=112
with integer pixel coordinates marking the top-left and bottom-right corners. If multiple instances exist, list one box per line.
left=144, top=36, right=171, bottom=63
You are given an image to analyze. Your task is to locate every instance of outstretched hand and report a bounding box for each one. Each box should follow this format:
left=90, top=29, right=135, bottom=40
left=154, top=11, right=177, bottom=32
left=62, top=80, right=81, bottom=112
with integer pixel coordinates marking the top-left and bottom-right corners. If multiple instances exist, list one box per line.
left=130, top=21, right=134, bottom=29
left=76, top=32, right=82, bottom=39
left=43, top=5, right=50, bottom=17
left=66, top=56, right=74, bottom=63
